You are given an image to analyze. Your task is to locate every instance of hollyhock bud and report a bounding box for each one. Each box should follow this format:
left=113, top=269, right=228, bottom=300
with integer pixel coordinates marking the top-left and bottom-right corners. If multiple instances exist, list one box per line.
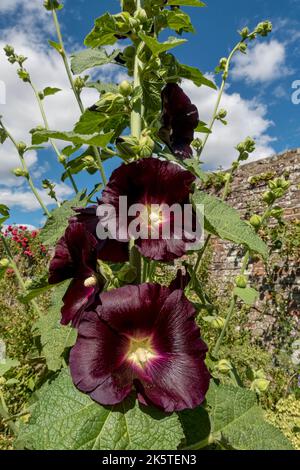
left=134, top=7, right=148, bottom=22
left=70, top=283, right=210, bottom=412
left=219, top=57, right=228, bottom=70
left=4, top=45, right=14, bottom=56
left=235, top=275, right=247, bottom=288
left=238, top=43, right=247, bottom=53
left=58, top=154, right=67, bottom=164
left=139, top=133, right=155, bottom=158
left=17, top=69, right=30, bottom=83
left=211, top=317, right=226, bottom=329
left=118, top=80, right=133, bottom=97
left=0, top=259, right=10, bottom=268
left=251, top=378, right=270, bottom=394
left=240, top=27, right=249, bottom=39
left=262, top=190, right=276, bottom=205
left=13, top=168, right=29, bottom=178
left=215, top=359, right=232, bottom=374
left=249, top=214, right=262, bottom=228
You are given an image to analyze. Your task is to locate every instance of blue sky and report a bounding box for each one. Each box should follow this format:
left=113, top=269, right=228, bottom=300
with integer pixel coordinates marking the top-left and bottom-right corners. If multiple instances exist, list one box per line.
left=0, top=0, right=299, bottom=227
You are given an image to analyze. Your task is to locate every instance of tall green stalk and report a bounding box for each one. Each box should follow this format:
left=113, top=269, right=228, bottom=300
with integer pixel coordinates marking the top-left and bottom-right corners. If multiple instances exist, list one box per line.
left=51, top=8, right=107, bottom=186
left=0, top=119, right=51, bottom=218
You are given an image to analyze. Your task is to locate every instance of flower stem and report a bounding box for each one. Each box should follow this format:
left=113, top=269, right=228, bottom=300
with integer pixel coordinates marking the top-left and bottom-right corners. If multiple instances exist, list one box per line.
left=29, top=81, right=79, bottom=194
left=0, top=119, right=51, bottom=218
left=51, top=8, right=107, bottom=186
left=199, top=34, right=253, bottom=159
left=183, top=433, right=214, bottom=450
left=0, top=234, right=42, bottom=317
left=0, top=391, right=17, bottom=435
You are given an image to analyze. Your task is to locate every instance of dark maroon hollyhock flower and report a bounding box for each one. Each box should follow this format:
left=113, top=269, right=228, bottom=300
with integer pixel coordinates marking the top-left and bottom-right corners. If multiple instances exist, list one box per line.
left=70, top=283, right=210, bottom=412
left=159, top=83, right=199, bottom=160
left=70, top=206, right=129, bottom=263
left=49, top=222, right=104, bottom=327
left=169, top=268, right=191, bottom=291
left=100, top=158, right=196, bottom=261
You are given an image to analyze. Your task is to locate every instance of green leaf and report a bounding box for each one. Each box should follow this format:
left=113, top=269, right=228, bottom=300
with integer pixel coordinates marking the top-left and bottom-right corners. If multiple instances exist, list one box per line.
left=167, top=0, right=205, bottom=6
left=71, top=48, right=120, bottom=74
left=177, top=63, right=217, bottom=89
left=18, top=369, right=184, bottom=450
left=164, top=10, right=194, bottom=34
left=179, top=406, right=211, bottom=448
left=0, top=358, right=20, bottom=377
left=19, top=273, right=62, bottom=304
left=84, top=12, right=132, bottom=48
left=0, top=204, right=10, bottom=226
left=48, top=40, right=62, bottom=54
left=40, top=190, right=88, bottom=246
left=0, top=128, right=7, bottom=144
left=184, top=159, right=208, bottom=182
left=206, top=384, right=293, bottom=450
left=86, top=81, right=119, bottom=95
left=32, top=129, right=114, bottom=147
left=234, top=287, right=259, bottom=305
left=73, top=110, right=108, bottom=135
left=195, top=122, right=212, bottom=133
left=193, top=191, right=268, bottom=258
left=33, top=283, right=77, bottom=372
left=42, top=87, right=61, bottom=97
left=139, top=33, right=187, bottom=56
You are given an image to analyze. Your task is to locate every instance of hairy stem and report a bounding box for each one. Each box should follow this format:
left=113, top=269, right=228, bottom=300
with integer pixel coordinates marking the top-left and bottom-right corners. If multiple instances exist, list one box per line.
left=0, top=119, right=51, bottom=218
left=30, top=81, right=79, bottom=194
left=51, top=8, right=107, bottom=185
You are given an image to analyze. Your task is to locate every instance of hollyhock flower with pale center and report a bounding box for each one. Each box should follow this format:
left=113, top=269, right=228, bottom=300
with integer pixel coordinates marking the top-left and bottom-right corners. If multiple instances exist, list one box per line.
left=100, top=157, right=197, bottom=261
left=48, top=222, right=104, bottom=327
left=70, top=283, right=210, bottom=412
left=159, top=83, right=199, bottom=160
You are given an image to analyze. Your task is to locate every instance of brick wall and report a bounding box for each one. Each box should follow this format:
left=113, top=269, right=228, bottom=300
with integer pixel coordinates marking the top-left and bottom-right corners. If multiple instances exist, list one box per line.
left=208, top=149, right=300, bottom=341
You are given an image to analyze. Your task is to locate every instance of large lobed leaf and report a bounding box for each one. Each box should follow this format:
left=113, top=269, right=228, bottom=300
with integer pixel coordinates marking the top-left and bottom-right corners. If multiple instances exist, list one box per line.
left=33, top=283, right=77, bottom=372
left=193, top=190, right=268, bottom=258
left=17, top=369, right=184, bottom=450
left=40, top=190, right=89, bottom=246
left=71, top=48, right=120, bottom=75
left=206, top=384, right=293, bottom=450
left=32, top=129, right=114, bottom=147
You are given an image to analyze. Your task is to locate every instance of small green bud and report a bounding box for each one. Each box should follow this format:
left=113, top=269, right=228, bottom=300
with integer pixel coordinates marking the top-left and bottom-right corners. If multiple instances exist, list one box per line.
left=211, top=317, right=226, bottom=329
left=232, top=161, right=239, bottom=171
left=235, top=275, right=247, bottom=288
left=238, top=151, right=249, bottom=161
left=13, top=168, right=29, bottom=178
left=249, top=214, right=262, bottom=228
left=219, top=57, right=228, bottom=70
left=4, top=45, right=14, bottom=56
left=58, top=154, right=67, bottom=164
left=43, top=0, right=62, bottom=10
left=217, top=109, right=227, bottom=119
left=116, top=136, right=140, bottom=160
left=270, top=206, right=284, bottom=220
left=8, top=56, right=17, bottom=64
left=216, top=359, right=232, bottom=374
left=238, top=43, right=248, bottom=53
left=262, top=190, right=276, bottom=205
left=17, top=69, right=30, bottom=83
left=223, top=173, right=231, bottom=183
left=117, top=264, right=137, bottom=283
left=17, top=141, right=27, bottom=153
left=24, top=279, right=33, bottom=289
left=251, top=378, right=270, bottom=394
left=74, top=76, right=86, bottom=92
left=38, top=92, right=44, bottom=100
left=17, top=55, right=27, bottom=66
left=82, top=155, right=96, bottom=168
left=236, top=142, right=245, bottom=153
left=139, top=133, right=155, bottom=158
left=118, top=80, right=133, bottom=97
left=0, top=377, right=6, bottom=386
left=240, top=27, right=250, bottom=39
left=0, top=259, right=10, bottom=268
left=134, top=7, right=148, bottom=22
left=192, top=138, right=203, bottom=151
left=255, top=21, right=272, bottom=37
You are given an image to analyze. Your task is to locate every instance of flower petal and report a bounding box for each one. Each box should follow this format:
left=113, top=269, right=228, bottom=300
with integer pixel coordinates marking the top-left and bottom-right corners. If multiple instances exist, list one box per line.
left=61, top=279, right=97, bottom=326
left=70, top=310, right=133, bottom=404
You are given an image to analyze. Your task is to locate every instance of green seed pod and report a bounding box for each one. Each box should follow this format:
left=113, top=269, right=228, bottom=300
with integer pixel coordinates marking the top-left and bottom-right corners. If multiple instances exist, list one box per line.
left=118, top=80, right=133, bottom=97
left=216, top=359, right=232, bottom=374
left=239, top=43, right=248, bottom=53
left=139, top=134, right=155, bottom=158
left=262, top=190, right=276, bottom=205
left=251, top=378, right=270, bottom=394
left=13, top=168, right=29, bottom=178
left=17, top=141, right=27, bottom=153
left=211, top=317, right=226, bottom=329
left=240, top=27, right=249, bottom=39
left=235, top=275, right=247, bottom=288
left=249, top=214, right=262, bottom=228
left=0, top=259, right=10, bottom=268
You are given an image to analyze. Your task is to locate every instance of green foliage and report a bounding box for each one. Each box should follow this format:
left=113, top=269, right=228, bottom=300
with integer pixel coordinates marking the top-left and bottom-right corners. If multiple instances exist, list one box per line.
left=42, top=87, right=61, bottom=98
left=33, top=283, right=77, bottom=372
left=71, top=48, right=120, bottom=74
left=234, top=286, right=259, bottom=305
left=40, top=190, right=89, bottom=246
left=206, top=383, right=293, bottom=450
left=138, top=33, right=187, bottom=55
left=17, top=369, right=184, bottom=450
left=31, top=129, right=114, bottom=147
left=0, top=358, right=20, bottom=377
left=193, top=191, right=268, bottom=257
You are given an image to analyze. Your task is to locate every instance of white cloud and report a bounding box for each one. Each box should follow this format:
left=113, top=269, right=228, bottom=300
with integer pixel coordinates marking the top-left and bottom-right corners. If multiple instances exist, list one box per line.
left=232, top=40, right=291, bottom=83
left=0, top=181, right=74, bottom=212
left=183, top=79, right=275, bottom=169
